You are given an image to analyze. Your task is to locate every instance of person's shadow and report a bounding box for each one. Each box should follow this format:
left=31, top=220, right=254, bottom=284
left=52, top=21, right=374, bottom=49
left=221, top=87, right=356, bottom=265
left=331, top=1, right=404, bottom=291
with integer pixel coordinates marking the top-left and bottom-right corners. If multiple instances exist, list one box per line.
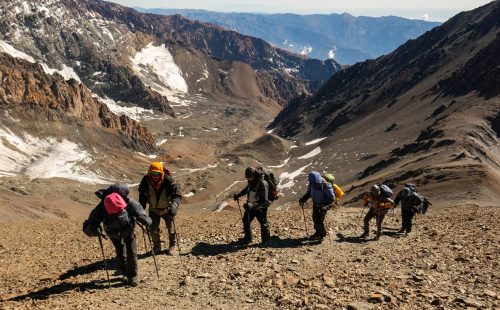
left=190, top=236, right=319, bottom=256
left=335, top=233, right=370, bottom=243
left=3, top=277, right=125, bottom=302
left=58, top=258, right=116, bottom=280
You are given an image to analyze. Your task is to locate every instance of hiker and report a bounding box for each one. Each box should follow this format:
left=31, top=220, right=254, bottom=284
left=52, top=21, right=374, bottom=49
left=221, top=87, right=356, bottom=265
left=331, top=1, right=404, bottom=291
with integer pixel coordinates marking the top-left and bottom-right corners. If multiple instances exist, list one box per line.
left=138, top=162, right=182, bottom=255
left=360, top=184, right=394, bottom=240
left=298, top=171, right=336, bottom=241
left=233, top=167, right=271, bottom=245
left=83, top=184, right=152, bottom=287
left=394, top=183, right=427, bottom=235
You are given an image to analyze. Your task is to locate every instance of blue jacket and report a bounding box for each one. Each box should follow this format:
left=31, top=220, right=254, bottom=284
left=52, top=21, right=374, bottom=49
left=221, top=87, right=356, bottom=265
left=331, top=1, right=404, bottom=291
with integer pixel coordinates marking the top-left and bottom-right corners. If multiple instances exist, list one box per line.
left=301, top=171, right=335, bottom=207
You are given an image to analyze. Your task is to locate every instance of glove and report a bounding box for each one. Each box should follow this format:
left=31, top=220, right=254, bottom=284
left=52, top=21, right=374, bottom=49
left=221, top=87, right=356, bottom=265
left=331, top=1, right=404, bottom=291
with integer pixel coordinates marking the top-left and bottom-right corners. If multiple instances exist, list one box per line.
left=169, top=202, right=179, bottom=216
left=298, top=197, right=307, bottom=205
left=233, top=194, right=239, bottom=201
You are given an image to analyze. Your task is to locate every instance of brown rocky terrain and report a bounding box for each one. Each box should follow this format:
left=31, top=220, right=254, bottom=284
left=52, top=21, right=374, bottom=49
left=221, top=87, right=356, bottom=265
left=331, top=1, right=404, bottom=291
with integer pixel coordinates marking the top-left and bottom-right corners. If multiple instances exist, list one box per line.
left=0, top=204, right=498, bottom=309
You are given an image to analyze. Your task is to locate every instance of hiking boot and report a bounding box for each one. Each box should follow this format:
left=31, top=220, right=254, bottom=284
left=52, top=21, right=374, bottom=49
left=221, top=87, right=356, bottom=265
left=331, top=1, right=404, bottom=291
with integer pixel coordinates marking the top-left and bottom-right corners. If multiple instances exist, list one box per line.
left=152, top=246, right=162, bottom=255
left=114, top=267, right=124, bottom=276
left=397, top=228, right=406, bottom=234
left=167, top=246, right=178, bottom=256
left=127, top=276, right=139, bottom=287
left=237, top=237, right=252, bottom=245
left=359, top=232, right=369, bottom=239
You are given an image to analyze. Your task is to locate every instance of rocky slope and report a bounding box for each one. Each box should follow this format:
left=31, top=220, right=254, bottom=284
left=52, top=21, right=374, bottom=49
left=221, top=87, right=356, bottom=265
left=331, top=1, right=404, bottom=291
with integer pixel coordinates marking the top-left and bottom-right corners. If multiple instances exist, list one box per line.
left=0, top=52, right=155, bottom=150
left=266, top=1, right=500, bottom=206
left=138, top=9, right=440, bottom=65
left=0, top=205, right=498, bottom=309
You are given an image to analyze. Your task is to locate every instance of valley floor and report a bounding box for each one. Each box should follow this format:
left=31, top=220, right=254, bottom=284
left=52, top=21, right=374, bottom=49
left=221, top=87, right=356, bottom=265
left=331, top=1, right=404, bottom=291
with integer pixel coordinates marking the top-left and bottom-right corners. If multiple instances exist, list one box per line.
left=0, top=205, right=498, bottom=309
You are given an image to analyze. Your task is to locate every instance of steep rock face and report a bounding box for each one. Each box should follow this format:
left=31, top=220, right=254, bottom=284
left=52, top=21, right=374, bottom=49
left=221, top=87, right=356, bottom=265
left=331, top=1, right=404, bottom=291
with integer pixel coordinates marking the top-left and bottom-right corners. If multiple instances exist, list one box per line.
left=0, top=0, right=175, bottom=115
left=79, top=0, right=341, bottom=82
left=0, top=53, right=155, bottom=149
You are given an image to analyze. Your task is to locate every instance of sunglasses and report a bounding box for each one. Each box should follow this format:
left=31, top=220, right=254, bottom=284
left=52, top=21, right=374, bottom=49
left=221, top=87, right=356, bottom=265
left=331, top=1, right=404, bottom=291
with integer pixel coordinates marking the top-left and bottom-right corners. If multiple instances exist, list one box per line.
left=150, top=172, right=162, bottom=177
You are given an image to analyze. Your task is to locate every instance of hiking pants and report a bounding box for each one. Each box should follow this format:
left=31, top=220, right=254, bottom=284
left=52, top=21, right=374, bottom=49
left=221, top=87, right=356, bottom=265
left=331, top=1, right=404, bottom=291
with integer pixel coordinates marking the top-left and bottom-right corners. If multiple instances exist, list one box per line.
left=149, top=211, right=176, bottom=250
left=401, top=208, right=416, bottom=233
left=312, top=206, right=328, bottom=237
left=243, top=207, right=271, bottom=243
left=363, top=208, right=388, bottom=237
left=110, top=234, right=137, bottom=277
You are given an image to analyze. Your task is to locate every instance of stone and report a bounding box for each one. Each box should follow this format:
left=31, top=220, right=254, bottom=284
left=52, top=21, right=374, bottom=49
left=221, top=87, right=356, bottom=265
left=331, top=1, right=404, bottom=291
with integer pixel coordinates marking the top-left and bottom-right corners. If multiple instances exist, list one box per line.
left=369, top=293, right=384, bottom=303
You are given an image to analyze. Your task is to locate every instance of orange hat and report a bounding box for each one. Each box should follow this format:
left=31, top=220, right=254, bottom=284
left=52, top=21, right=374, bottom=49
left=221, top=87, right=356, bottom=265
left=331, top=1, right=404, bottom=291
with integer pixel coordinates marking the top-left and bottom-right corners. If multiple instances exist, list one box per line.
left=148, top=162, right=164, bottom=175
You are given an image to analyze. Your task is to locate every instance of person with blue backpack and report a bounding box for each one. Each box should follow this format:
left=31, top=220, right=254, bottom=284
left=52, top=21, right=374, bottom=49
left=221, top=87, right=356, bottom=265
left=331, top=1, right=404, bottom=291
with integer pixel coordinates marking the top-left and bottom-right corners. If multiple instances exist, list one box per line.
left=360, top=184, right=394, bottom=240
left=298, top=171, right=336, bottom=242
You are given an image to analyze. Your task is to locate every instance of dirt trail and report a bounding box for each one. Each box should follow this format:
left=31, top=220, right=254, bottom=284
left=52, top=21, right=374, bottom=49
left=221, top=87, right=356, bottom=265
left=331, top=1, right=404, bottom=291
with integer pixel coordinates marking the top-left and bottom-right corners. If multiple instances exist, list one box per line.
left=1, top=205, right=498, bottom=309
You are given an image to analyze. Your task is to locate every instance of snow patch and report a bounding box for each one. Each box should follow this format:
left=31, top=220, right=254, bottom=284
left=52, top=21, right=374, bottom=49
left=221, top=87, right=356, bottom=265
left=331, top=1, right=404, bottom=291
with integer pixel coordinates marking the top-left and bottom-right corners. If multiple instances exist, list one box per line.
left=298, top=146, right=321, bottom=159
left=0, top=40, right=80, bottom=82
left=156, top=138, right=168, bottom=146
left=215, top=202, right=228, bottom=212
left=179, top=164, right=218, bottom=174
left=268, top=156, right=291, bottom=169
left=0, top=126, right=108, bottom=183
left=278, top=164, right=311, bottom=190
left=96, top=96, right=163, bottom=121
left=184, top=191, right=195, bottom=198
left=305, top=137, right=327, bottom=145
left=131, top=43, right=188, bottom=98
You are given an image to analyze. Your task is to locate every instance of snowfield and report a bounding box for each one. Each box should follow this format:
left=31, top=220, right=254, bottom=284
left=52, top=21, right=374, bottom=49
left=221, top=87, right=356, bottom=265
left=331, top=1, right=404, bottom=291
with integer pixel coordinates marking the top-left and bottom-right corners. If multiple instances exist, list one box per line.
left=131, top=43, right=188, bottom=99
left=0, top=126, right=109, bottom=184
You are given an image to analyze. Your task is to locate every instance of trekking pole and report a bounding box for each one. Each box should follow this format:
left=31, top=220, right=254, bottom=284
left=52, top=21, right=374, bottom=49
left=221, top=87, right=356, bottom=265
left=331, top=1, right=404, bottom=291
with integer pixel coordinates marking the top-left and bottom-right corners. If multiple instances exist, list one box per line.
left=137, top=223, right=149, bottom=254
left=325, top=208, right=333, bottom=245
left=145, top=226, right=160, bottom=279
left=357, top=205, right=367, bottom=225
left=97, top=228, right=111, bottom=288
left=300, top=202, right=309, bottom=235
left=172, top=218, right=182, bottom=254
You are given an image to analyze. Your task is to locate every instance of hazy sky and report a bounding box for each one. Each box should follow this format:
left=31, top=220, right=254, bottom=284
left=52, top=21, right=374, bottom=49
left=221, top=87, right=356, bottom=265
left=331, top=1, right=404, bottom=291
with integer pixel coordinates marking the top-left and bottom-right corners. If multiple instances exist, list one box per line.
left=107, top=0, right=493, bottom=21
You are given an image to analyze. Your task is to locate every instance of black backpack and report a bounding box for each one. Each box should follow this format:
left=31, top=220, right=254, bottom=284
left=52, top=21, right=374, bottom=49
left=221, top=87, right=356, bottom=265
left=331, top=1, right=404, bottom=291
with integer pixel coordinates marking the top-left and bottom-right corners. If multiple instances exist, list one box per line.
left=103, top=208, right=132, bottom=238
left=256, top=167, right=279, bottom=201
left=402, top=183, right=424, bottom=212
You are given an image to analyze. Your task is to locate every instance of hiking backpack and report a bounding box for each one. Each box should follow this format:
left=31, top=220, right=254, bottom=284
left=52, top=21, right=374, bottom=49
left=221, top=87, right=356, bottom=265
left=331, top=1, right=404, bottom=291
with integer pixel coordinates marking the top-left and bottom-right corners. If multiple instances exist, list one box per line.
left=378, top=184, right=393, bottom=199
left=256, top=167, right=279, bottom=201
left=402, top=183, right=424, bottom=212
left=322, top=173, right=345, bottom=202
left=102, top=193, right=132, bottom=237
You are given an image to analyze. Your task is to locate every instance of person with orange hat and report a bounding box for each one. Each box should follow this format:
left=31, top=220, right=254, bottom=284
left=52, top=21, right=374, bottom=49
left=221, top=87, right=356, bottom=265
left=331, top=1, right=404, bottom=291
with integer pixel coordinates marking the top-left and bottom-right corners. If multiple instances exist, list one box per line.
left=138, top=162, right=182, bottom=255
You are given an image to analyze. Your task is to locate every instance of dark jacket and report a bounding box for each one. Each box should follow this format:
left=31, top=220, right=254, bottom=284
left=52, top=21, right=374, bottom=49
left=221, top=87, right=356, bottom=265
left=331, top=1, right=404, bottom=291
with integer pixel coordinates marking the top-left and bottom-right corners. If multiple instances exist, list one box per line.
left=394, top=186, right=424, bottom=211
left=138, top=174, right=182, bottom=210
left=235, top=178, right=270, bottom=209
left=83, top=198, right=152, bottom=239
left=300, top=172, right=335, bottom=208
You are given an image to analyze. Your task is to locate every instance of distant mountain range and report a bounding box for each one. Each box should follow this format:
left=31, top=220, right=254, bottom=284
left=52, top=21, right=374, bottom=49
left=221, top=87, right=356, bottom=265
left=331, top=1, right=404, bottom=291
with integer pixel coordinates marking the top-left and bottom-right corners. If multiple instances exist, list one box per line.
left=136, top=8, right=440, bottom=65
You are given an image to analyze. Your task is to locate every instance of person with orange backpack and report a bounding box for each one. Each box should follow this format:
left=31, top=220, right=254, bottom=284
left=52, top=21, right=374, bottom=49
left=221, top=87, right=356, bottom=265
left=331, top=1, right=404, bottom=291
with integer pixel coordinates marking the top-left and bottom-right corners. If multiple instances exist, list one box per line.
left=138, top=162, right=182, bottom=256
left=359, top=184, right=394, bottom=240
left=83, top=184, right=152, bottom=287
left=298, top=171, right=336, bottom=242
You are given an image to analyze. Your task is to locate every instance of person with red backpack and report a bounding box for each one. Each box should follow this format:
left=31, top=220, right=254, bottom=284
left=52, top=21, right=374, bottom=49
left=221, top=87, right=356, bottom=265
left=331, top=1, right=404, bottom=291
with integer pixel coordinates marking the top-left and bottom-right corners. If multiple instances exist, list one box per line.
left=360, top=184, right=394, bottom=240
left=233, top=167, right=271, bottom=245
left=138, top=162, right=182, bottom=256
left=298, top=171, right=336, bottom=242
left=83, top=184, right=152, bottom=287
